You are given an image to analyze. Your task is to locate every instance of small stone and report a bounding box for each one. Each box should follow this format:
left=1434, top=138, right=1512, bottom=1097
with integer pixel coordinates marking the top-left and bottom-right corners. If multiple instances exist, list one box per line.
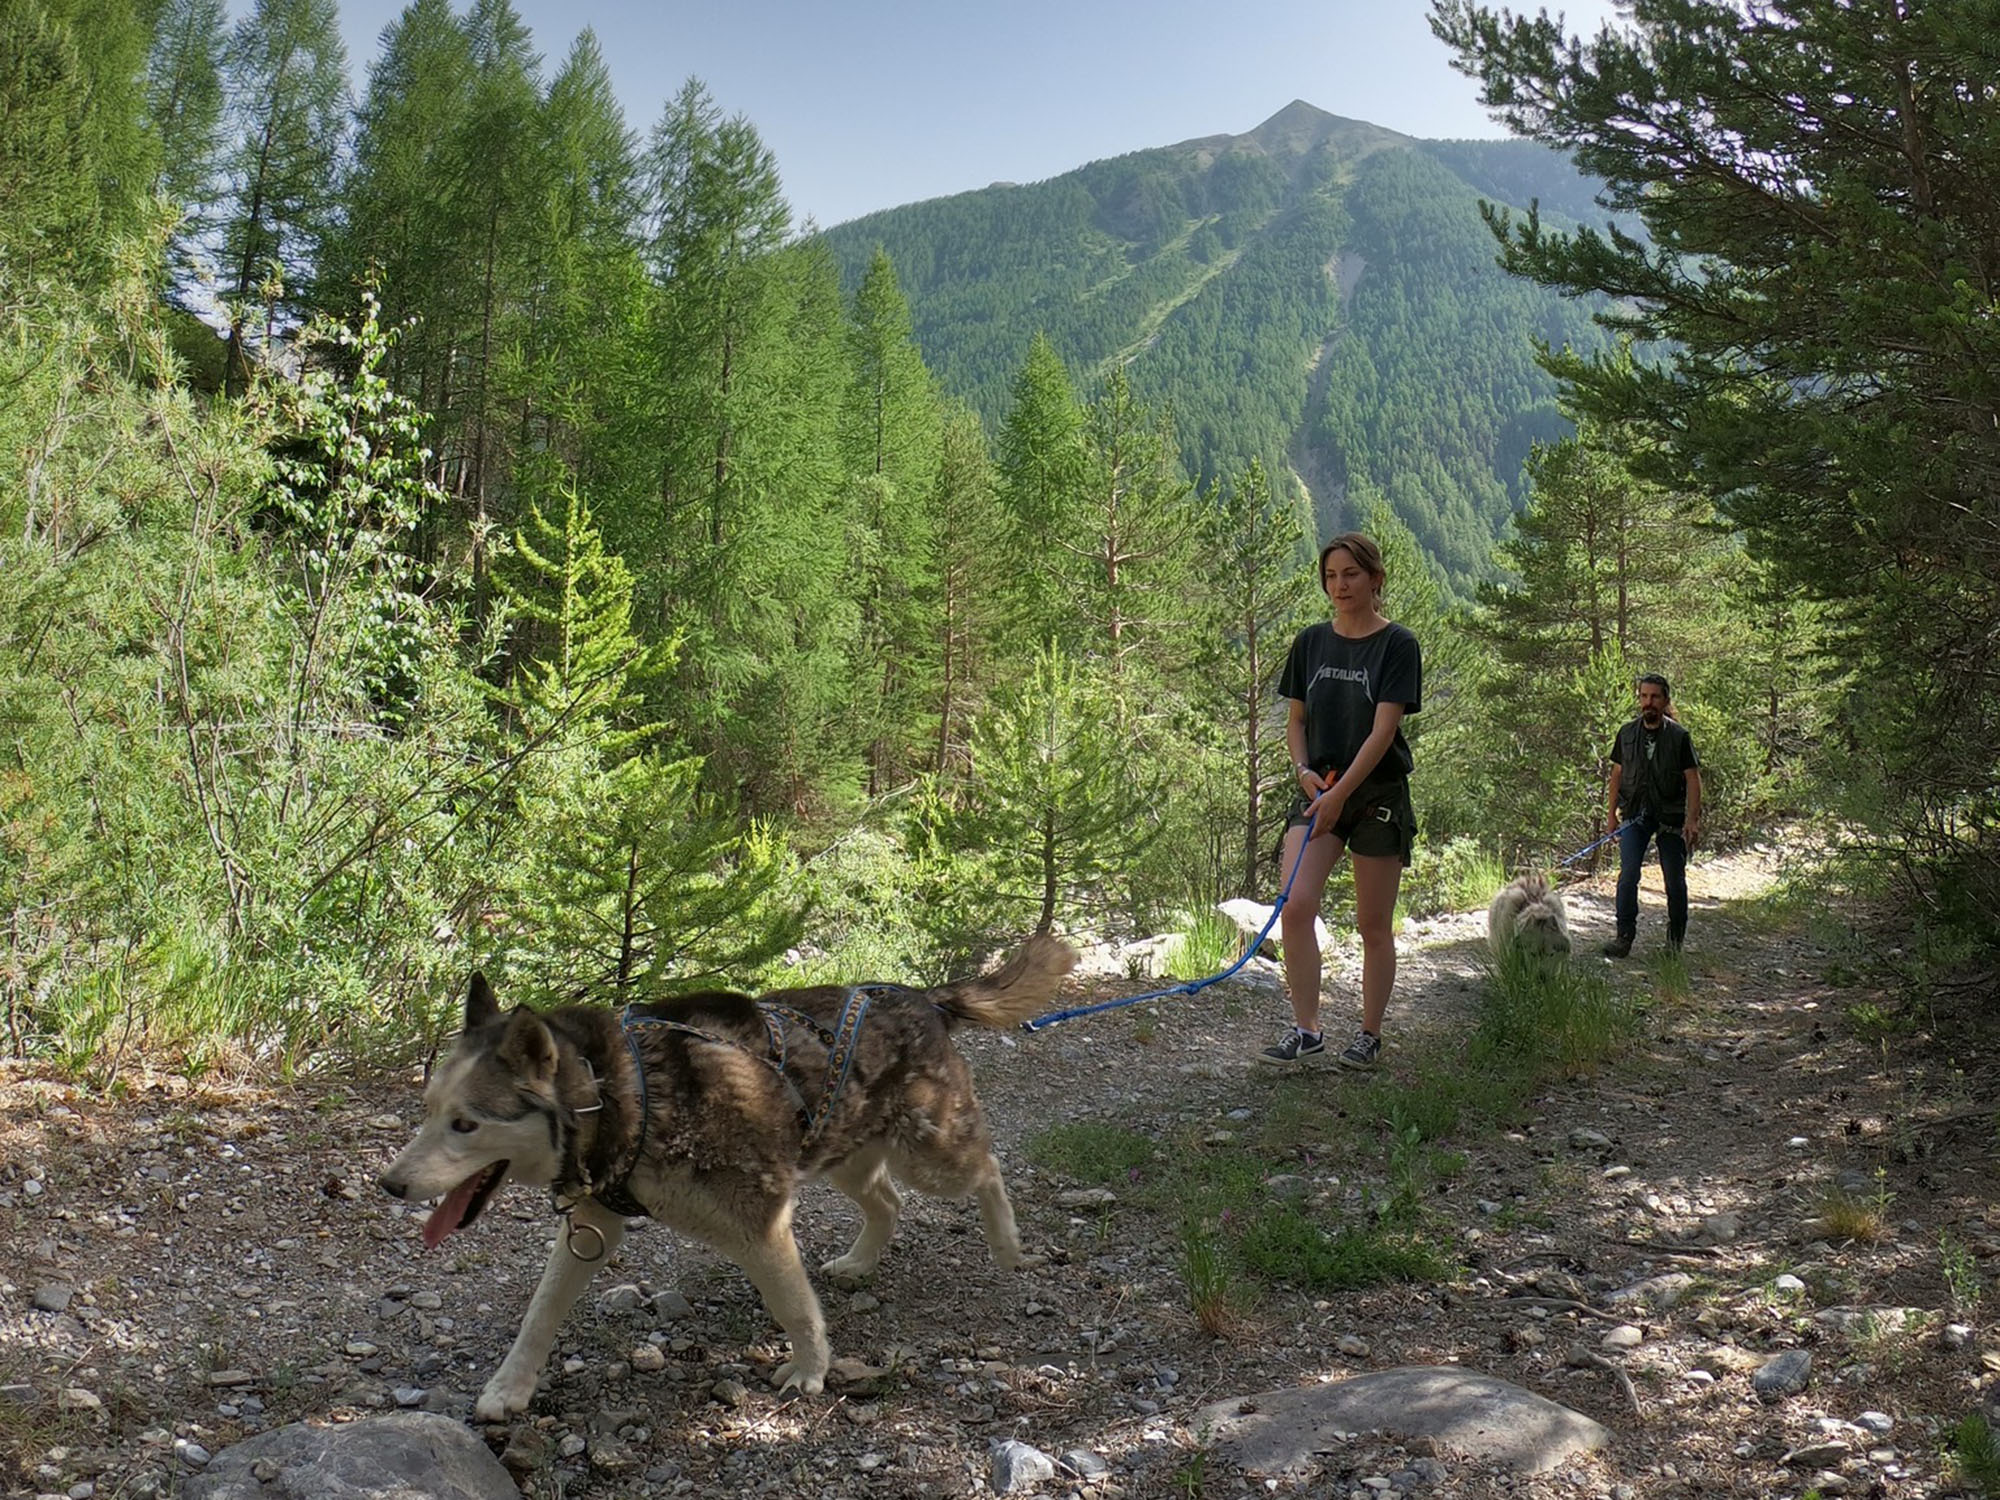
left=990, top=1438, right=1058, bottom=1494
left=31, top=1285, right=73, bottom=1313
left=1337, top=1335, right=1370, bottom=1357
left=1055, top=1188, right=1117, bottom=1208
left=342, top=1341, right=377, bottom=1358
left=251, top=1460, right=281, bottom=1483
left=595, top=1284, right=646, bottom=1316
left=1772, top=1273, right=1806, bottom=1293
left=1059, top=1449, right=1111, bottom=1478
left=408, top=1291, right=443, bottom=1311
left=1941, top=1323, right=1973, bottom=1349
left=1601, top=1325, right=1643, bottom=1351
left=713, top=1378, right=749, bottom=1407
left=1700, top=1211, right=1742, bottom=1243
left=393, top=1386, right=425, bottom=1408
left=205, top=1370, right=254, bottom=1388
left=58, top=1388, right=101, bottom=1412
left=848, top=1291, right=881, bottom=1313
left=654, top=1291, right=694, bottom=1318
left=1569, top=1129, right=1612, bottom=1150
left=630, top=1345, right=666, bottom=1373
left=172, top=1439, right=211, bottom=1469
left=1752, top=1349, right=1813, bottom=1400
left=1781, top=1440, right=1849, bottom=1467
left=557, top=1434, right=586, bottom=1459
left=1856, top=1410, right=1894, bottom=1434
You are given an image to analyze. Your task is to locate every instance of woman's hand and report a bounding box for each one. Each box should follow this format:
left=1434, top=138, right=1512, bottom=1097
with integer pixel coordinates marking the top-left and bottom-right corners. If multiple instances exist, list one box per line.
left=1306, top=781, right=1347, bottom=838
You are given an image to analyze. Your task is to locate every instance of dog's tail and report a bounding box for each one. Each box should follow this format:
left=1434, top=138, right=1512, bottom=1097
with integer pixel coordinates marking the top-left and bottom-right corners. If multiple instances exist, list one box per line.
left=932, top=935, right=1078, bottom=1030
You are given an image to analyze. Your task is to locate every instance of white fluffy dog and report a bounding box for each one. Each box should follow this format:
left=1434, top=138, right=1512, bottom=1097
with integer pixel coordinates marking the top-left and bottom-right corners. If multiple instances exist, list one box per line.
left=1487, top=872, right=1571, bottom=958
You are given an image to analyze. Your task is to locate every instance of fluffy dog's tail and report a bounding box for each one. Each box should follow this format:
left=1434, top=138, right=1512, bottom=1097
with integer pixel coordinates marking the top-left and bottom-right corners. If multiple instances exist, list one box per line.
left=932, top=935, right=1078, bottom=1030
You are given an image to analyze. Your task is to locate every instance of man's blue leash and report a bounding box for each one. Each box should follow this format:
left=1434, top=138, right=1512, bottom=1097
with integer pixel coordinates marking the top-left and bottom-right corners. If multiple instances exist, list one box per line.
left=1022, top=810, right=1321, bottom=1033
left=1559, top=820, right=1636, bottom=868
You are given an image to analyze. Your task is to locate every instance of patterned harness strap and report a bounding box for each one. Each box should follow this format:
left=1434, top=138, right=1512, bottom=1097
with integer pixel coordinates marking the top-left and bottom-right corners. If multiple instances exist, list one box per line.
left=582, top=984, right=908, bottom=1219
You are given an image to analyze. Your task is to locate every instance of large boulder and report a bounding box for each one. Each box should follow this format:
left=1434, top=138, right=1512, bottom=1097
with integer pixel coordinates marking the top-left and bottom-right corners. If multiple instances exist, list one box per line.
left=183, top=1411, right=517, bottom=1500
left=1193, top=1366, right=1613, bottom=1480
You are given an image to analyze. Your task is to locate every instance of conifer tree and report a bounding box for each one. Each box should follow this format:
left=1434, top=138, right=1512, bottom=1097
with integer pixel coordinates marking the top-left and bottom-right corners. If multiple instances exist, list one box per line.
left=1193, top=459, right=1317, bottom=893
left=1065, top=367, right=1200, bottom=711
left=929, top=405, right=1007, bottom=780
left=626, top=83, right=860, bottom=814
left=490, top=481, right=658, bottom=749
left=0, top=0, right=157, bottom=283
left=144, top=0, right=228, bottom=232
left=951, top=644, right=1162, bottom=936
left=995, top=333, right=1087, bottom=653
left=446, top=0, right=544, bottom=528
left=217, top=0, right=348, bottom=393
left=509, top=29, right=645, bottom=487
left=1434, top=0, right=2000, bottom=902
left=842, top=249, right=943, bottom=793
left=328, top=0, right=475, bottom=431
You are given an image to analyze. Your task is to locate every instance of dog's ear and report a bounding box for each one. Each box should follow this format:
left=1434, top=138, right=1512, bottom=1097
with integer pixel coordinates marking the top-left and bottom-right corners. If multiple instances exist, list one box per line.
left=465, top=972, right=500, bottom=1030
left=498, top=1006, right=559, bottom=1086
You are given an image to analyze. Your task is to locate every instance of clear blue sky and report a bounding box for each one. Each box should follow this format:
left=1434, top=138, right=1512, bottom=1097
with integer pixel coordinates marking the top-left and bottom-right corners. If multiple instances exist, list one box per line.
left=310, top=0, right=1624, bottom=230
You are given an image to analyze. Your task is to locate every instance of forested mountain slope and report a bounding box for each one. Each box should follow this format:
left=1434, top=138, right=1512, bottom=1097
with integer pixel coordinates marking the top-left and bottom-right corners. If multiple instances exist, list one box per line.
left=820, top=101, right=1608, bottom=592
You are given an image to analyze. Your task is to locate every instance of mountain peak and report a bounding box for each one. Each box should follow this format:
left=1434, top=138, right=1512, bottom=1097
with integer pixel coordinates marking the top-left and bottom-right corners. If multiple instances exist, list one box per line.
left=1169, top=100, right=1412, bottom=167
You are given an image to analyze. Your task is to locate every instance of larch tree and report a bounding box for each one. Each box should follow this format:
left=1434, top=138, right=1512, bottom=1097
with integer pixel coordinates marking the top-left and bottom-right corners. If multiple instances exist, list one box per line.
left=216, top=0, right=347, bottom=394
left=1192, top=459, right=1317, bottom=895
left=842, top=248, right=943, bottom=794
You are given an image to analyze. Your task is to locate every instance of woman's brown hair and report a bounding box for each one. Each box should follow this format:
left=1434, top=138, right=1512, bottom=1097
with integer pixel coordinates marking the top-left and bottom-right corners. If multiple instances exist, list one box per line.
left=1318, top=532, right=1386, bottom=600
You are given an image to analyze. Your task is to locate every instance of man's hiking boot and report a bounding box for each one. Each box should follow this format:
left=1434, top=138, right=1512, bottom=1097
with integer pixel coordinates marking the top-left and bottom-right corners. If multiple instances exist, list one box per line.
left=1258, top=1028, right=1325, bottom=1065
left=1601, top=933, right=1633, bottom=958
left=1335, top=1029, right=1382, bottom=1071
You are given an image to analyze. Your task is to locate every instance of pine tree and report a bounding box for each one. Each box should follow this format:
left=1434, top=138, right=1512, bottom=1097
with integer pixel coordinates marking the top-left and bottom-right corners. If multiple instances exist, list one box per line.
left=1434, top=0, right=2000, bottom=904
left=217, top=0, right=348, bottom=393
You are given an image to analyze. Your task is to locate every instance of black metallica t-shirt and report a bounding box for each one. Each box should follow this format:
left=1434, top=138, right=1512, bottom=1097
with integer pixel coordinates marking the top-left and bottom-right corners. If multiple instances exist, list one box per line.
left=1277, top=620, right=1422, bottom=792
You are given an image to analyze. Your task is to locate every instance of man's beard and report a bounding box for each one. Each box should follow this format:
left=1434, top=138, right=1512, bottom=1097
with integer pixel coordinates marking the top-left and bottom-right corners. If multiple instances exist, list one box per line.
left=1641, top=709, right=1664, bottom=725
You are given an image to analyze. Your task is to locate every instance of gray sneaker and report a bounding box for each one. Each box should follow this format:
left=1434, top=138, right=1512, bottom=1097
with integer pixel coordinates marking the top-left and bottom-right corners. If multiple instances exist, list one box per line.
left=1258, top=1029, right=1325, bottom=1065
left=1335, top=1030, right=1382, bottom=1070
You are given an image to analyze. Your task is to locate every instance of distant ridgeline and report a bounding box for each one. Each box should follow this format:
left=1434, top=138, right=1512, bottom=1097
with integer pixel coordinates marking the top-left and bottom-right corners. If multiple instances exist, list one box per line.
left=818, top=102, right=1612, bottom=594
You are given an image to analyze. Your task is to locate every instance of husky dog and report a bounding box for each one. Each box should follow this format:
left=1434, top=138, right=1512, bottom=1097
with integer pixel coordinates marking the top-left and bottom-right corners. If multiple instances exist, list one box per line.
left=1487, top=872, right=1572, bottom=958
left=381, top=936, right=1076, bottom=1419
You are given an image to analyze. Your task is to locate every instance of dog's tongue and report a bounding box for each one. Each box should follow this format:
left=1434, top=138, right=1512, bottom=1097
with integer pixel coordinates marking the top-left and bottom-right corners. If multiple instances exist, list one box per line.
left=422, top=1175, right=484, bottom=1249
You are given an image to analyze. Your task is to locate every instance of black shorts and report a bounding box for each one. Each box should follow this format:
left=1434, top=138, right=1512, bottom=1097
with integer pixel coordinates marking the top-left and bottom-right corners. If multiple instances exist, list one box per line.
left=1286, top=780, right=1417, bottom=866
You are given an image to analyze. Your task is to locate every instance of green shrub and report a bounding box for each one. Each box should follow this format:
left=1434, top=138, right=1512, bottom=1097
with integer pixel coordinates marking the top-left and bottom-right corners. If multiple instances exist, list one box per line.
left=1401, top=835, right=1507, bottom=919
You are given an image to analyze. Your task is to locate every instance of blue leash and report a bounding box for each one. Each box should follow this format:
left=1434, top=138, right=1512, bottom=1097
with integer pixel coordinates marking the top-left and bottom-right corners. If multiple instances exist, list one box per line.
left=1559, top=819, right=1636, bottom=868
left=1022, top=810, right=1321, bottom=1033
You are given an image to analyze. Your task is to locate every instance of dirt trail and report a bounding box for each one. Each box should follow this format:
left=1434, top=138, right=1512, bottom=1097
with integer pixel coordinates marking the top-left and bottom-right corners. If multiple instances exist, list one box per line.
left=2, top=843, right=1995, bottom=1499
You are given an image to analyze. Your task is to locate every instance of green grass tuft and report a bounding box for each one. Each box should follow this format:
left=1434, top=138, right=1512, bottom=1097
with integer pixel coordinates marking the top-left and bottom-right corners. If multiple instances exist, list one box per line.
left=1022, top=1121, right=1157, bottom=1182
